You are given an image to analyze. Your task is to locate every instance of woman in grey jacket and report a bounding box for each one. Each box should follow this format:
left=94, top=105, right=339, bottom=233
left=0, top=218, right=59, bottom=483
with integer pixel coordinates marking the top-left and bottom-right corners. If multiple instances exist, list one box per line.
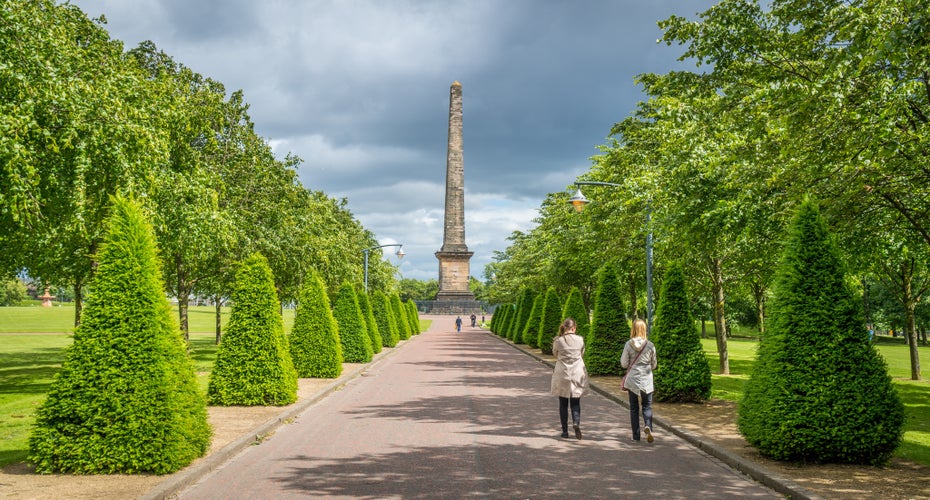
left=550, top=318, right=589, bottom=439
left=621, top=318, right=657, bottom=442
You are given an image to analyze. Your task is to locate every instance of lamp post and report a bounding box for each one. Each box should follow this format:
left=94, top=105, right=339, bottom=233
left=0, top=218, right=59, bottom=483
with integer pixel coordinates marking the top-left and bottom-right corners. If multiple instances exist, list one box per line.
left=363, top=244, right=405, bottom=293
left=568, top=181, right=654, bottom=336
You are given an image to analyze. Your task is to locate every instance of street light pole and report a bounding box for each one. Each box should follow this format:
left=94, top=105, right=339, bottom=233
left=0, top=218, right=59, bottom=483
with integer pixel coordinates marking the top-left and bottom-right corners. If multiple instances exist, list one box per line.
left=568, top=181, right=654, bottom=336
left=363, top=244, right=405, bottom=293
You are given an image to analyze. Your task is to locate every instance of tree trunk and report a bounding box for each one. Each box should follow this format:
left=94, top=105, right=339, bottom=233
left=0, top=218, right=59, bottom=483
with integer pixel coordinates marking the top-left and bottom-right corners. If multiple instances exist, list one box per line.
left=628, top=272, right=639, bottom=319
left=709, top=257, right=729, bottom=374
left=72, top=280, right=83, bottom=328
left=214, top=296, right=223, bottom=345
left=906, top=302, right=921, bottom=380
left=751, top=281, right=765, bottom=337
left=903, top=275, right=921, bottom=380
left=176, top=256, right=191, bottom=341
left=893, top=259, right=922, bottom=380
left=701, top=319, right=707, bottom=339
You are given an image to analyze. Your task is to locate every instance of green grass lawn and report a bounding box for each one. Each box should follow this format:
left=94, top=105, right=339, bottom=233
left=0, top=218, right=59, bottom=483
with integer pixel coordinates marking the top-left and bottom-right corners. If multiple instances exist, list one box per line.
left=0, top=311, right=431, bottom=467
left=702, top=336, right=930, bottom=466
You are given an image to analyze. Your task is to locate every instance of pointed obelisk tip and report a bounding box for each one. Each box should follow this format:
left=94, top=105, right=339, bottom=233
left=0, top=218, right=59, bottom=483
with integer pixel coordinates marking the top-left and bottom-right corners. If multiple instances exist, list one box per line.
left=451, top=81, right=461, bottom=87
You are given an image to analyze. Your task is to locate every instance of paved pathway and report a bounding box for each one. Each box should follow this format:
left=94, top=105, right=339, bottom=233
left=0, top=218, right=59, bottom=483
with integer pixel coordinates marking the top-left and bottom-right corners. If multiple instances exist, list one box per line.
left=178, top=318, right=779, bottom=499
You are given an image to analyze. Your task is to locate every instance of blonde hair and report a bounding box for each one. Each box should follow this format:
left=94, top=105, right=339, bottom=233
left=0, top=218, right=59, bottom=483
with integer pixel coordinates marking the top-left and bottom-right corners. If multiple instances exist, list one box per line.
left=559, top=317, right=577, bottom=336
left=630, top=318, right=647, bottom=339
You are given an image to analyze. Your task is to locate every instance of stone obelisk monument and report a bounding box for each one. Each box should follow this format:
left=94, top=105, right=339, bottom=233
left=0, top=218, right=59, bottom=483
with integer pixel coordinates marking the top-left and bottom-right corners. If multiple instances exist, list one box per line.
left=435, top=81, right=475, bottom=303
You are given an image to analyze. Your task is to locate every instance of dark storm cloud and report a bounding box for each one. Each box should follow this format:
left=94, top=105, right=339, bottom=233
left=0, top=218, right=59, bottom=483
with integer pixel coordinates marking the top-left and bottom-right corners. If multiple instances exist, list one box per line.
left=70, top=0, right=717, bottom=280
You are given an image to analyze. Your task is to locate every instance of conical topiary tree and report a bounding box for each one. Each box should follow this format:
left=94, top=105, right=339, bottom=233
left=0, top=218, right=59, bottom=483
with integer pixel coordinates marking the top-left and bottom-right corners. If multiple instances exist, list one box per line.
left=208, top=253, right=297, bottom=406
left=405, top=299, right=420, bottom=334
left=497, top=303, right=514, bottom=338
left=651, top=263, right=711, bottom=402
left=738, top=199, right=905, bottom=464
left=372, top=291, right=399, bottom=347
left=29, top=196, right=211, bottom=474
left=522, top=295, right=544, bottom=348
left=391, top=294, right=411, bottom=340
left=587, top=262, right=627, bottom=376
left=288, top=269, right=342, bottom=378
left=357, top=290, right=383, bottom=354
left=492, top=304, right=509, bottom=336
left=561, top=287, right=589, bottom=340
left=537, top=287, right=563, bottom=355
left=511, top=288, right=536, bottom=344
left=334, top=282, right=373, bottom=363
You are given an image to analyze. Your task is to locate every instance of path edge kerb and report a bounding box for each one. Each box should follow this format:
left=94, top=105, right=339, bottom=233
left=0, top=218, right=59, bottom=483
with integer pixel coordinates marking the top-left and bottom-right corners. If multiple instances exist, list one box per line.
left=486, top=331, right=822, bottom=500
left=140, top=336, right=418, bottom=500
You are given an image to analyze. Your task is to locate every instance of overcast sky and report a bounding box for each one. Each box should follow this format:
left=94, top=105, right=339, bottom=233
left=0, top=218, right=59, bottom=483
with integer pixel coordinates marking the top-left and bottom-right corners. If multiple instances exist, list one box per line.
left=69, top=0, right=715, bottom=281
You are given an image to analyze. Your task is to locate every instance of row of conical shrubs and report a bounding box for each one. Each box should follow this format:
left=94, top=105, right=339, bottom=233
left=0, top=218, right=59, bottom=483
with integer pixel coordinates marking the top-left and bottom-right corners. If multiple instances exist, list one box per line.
left=490, top=199, right=904, bottom=465
left=29, top=196, right=421, bottom=474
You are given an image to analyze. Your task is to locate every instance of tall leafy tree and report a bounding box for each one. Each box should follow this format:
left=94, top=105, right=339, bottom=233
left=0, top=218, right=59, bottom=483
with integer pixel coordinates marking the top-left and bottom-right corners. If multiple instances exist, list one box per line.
left=587, top=262, right=627, bottom=375
left=208, top=253, right=297, bottom=405
left=0, top=1, right=166, bottom=326
left=651, top=263, right=711, bottom=402
left=738, top=200, right=904, bottom=464
left=29, top=196, right=210, bottom=474
left=288, top=269, right=342, bottom=378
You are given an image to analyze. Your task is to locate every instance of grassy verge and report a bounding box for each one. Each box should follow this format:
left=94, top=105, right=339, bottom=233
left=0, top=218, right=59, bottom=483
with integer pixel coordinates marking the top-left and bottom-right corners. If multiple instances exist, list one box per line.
left=0, top=311, right=431, bottom=468
left=701, top=337, right=930, bottom=466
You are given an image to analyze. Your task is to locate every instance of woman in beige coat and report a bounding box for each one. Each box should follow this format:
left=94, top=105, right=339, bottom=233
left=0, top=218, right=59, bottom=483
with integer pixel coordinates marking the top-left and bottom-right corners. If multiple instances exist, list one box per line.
left=550, top=317, right=588, bottom=439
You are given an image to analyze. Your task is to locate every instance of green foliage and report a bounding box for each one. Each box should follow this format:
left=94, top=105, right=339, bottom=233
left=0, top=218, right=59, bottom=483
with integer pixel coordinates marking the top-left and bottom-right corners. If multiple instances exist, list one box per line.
left=372, top=291, right=399, bottom=347
left=207, top=253, right=297, bottom=406
left=738, top=200, right=905, bottom=464
left=29, top=196, right=210, bottom=474
left=537, top=287, right=564, bottom=355
left=587, top=262, right=627, bottom=376
left=405, top=300, right=420, bottom=334
left=491, top=304, right=510, bottom=336
left=498, top=304, right=513, bottom=337
left=288, top=270, right=342, bottom=378
left=561, top=287, right=589, bottom=339
left=652, top=263, right=711, bottom=402
left=398, top=278, right=438, bottom=301
left=357, top=291, right=383, bottom=353
left=1, top=277, right=27, bottom=306
left=390, top=294, right=411, bottom=341
left=522, top=295, right=544, bottom=348
left=333, top=283, right=373, bottom=363
left=510, top=288, right=536, bottom=344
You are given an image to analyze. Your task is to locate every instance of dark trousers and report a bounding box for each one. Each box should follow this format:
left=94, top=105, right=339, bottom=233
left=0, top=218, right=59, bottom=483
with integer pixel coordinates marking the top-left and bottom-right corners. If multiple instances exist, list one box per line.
left=628, top=391, right=653, bottom=440
left=558, top=396, right=581, bottom=432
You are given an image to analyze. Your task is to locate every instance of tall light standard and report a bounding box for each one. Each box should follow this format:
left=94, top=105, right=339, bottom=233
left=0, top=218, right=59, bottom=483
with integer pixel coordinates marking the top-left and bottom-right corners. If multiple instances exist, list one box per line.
left=568, top=181, right=654, bottom=335
left=363, top=244, right=405, bottom=293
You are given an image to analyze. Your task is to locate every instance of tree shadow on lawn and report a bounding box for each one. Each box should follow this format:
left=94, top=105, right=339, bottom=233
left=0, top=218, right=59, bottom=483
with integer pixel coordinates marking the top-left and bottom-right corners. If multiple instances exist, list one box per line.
left=0, top=348, right=66, bottom=394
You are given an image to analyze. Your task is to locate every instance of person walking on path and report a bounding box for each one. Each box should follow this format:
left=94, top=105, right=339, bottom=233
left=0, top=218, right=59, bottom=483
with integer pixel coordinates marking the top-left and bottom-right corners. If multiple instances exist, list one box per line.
left=455, top=316, right=462, bottom=332
left=550, top=317, right=588, bottom=439
left=621, top=318, right=657, bottom=443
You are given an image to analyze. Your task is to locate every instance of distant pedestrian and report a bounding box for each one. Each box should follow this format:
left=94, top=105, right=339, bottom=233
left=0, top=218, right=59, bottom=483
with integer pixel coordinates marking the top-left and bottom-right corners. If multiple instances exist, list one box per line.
left=621, top=318, right=657, bottom=443
left=470, top=313, right=476, bottom=327
left=550, top=317, right=588, bottom=439
left=455, top=316, right=462, bottom=332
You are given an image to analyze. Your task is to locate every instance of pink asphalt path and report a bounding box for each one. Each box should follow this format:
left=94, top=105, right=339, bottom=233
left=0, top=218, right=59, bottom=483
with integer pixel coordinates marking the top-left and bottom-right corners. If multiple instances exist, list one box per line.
left=178, top=316, right=779, bottom=499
